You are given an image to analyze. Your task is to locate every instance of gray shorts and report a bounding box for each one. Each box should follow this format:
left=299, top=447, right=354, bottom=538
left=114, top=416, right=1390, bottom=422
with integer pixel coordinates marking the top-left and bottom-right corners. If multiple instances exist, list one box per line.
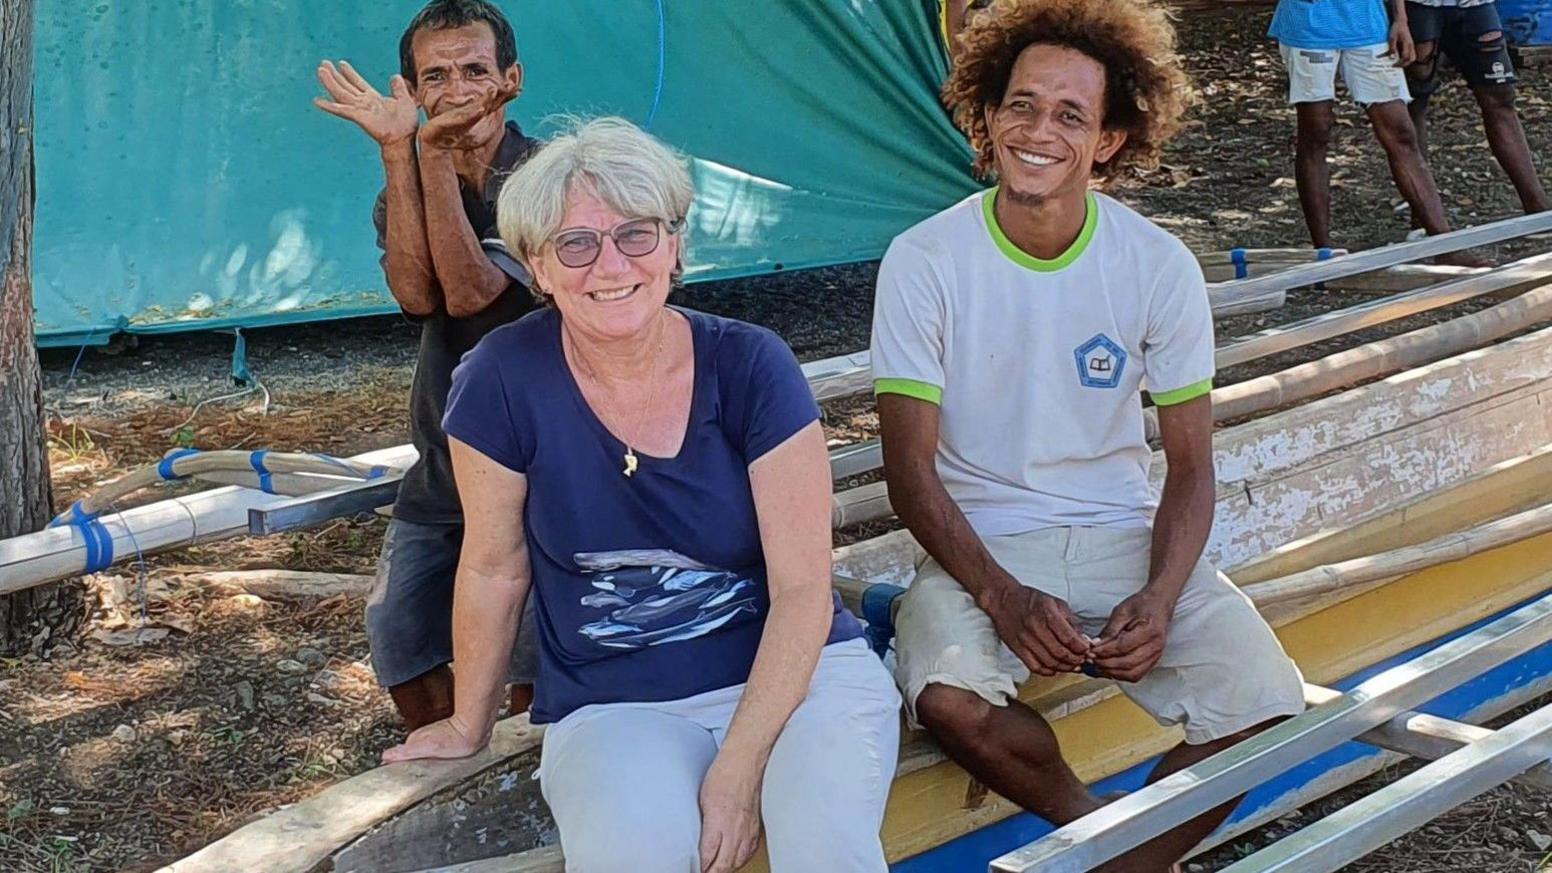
left=894, top=526, right=1306, bottom=744
left=364, top=518, right=540, bottom=688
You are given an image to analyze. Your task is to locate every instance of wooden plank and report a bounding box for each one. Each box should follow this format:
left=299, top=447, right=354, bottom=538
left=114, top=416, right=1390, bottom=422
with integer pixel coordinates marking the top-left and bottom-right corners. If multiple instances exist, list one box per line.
left=157, top=717, right=545, bottom=873
left=1211, top=383, right=1552, bottom=569
left=332, top=746, right=549, bottom=873
left=1234, top=444, right=1552, bottom=585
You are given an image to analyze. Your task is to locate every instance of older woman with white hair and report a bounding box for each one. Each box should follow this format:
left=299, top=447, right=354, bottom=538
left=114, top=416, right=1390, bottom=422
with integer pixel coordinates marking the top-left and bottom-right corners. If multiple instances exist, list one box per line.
left=382, top=116, right=900, bottom=872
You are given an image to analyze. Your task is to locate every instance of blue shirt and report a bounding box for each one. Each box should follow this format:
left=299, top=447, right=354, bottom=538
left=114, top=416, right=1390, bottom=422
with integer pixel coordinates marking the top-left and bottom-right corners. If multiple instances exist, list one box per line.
left=443, top=307, right=864, bottom=724
left=1269, top=0, right=1393, bottom=49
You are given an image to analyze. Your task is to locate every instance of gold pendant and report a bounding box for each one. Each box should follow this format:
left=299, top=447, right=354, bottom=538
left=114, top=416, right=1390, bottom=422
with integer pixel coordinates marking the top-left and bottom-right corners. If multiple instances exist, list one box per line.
left=623, top=448, right=639, bottom=478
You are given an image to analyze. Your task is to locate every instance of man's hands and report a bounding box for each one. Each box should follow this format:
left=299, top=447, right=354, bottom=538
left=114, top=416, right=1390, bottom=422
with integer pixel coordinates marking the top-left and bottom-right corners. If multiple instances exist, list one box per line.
left=982, top=582, right=1175, bottom=683
left=981, top=583, right=1092, bottom=677
left=380, top=713, right=490, bottom=765
left=1387, top=20, right=1417, bottom=67
left=417, top=83, right=521, bottom=152
left=314, top=60, right=420, bottom=147
left=698, top=753, right=763, bottom=873
left=1090, top=589, right=1173, bottom=683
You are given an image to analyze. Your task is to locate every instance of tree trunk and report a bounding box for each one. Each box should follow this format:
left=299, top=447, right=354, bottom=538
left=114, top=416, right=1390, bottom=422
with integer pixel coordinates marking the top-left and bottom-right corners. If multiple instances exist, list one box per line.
left=0, top=0, right=82, bottom=656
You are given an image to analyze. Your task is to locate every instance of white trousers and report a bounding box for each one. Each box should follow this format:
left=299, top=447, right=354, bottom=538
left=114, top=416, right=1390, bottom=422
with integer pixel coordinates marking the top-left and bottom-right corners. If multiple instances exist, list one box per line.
left=539, top=638, right=902, bottom=872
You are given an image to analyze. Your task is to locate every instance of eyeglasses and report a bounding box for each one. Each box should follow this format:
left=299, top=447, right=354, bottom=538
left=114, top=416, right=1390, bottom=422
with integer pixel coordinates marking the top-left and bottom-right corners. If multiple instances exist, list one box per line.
left=550, top=217, right=683, bottom=269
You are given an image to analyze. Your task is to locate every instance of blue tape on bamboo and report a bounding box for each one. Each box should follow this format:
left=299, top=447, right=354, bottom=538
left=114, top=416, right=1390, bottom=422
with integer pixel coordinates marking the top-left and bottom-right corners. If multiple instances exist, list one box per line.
left=49, top=501, right=116, bottom=574
left=1231, top=248, right=1249, bottom=280
left=157, top=448, right=201, bottom=481
left=1317, top=248, right=1334, bottom=261
left=249, top=450, right=275, bottom=494
left=367, top=465, right=389, bottom=480
left=860, top=583, right=906, bottom=657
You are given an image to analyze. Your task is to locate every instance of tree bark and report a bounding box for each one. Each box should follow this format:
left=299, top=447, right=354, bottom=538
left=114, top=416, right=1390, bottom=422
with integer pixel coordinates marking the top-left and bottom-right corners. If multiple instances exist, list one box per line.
left=0, top=0, right=82, bottom=655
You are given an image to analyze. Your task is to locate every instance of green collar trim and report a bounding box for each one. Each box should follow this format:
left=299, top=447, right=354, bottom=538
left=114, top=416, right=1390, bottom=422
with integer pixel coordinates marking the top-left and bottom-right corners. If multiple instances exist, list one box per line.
left=981, top=187, right=1098, bottom=273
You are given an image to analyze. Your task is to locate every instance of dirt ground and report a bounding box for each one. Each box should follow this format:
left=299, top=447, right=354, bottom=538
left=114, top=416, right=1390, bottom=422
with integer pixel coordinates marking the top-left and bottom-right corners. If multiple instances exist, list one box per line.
left=5, top=5, right=1552, bottom=871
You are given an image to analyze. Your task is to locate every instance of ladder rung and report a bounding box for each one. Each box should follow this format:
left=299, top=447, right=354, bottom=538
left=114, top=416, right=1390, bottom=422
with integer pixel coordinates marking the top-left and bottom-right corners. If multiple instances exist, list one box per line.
left=1306, top=684, right=1552, bottom=791
left=1220, top=702, right=1552, bottom=873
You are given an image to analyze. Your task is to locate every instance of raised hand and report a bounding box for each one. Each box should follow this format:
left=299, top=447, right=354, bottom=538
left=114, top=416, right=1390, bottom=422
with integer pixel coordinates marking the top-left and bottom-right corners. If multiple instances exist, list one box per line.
left=417, top=81, right=521, bottom=152
left=314, top=60, right=419, bottom=147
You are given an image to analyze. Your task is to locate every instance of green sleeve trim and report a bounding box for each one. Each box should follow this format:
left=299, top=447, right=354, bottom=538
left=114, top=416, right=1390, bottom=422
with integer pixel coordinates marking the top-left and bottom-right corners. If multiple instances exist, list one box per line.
left=1151, top=378, right=1214, bottom=406
left=874, top=378, right=943, bottom=405
left=981, top=188, right=1098, bottom=273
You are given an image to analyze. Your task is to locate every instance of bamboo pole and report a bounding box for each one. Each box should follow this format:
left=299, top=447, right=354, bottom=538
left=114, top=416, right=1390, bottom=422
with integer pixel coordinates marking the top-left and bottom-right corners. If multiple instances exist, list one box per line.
left=1211, top=283, right=1552, bottom=423
left=1241, top=502, right=1552, bottom=607
left=0, top=445, right=417, bottom=596
left=71, top=450, right=394, bottom=517
left=1216, top=250, right=1552, bottom=369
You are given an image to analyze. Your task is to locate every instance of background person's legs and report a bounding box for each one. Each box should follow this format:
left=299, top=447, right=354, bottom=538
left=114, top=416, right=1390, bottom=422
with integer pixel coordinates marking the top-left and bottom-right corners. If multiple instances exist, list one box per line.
left=364, top=519, right=462, bottom=730
left=1280, top=43, right=1341, bottom=248
left=1294, top=100, right=1338, bottom=248
left=1365, top=99, right=1453, bottom=236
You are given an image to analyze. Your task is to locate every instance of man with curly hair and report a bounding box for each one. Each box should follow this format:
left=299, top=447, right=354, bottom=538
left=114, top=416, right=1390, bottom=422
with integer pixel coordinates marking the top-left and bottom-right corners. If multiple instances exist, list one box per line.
left=872, top=1, right=1306, bottom=868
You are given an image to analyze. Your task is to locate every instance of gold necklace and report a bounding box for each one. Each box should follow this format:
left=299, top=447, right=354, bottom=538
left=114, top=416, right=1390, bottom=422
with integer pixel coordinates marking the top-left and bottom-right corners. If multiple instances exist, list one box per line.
left=569, top=312, right=668, bottom=478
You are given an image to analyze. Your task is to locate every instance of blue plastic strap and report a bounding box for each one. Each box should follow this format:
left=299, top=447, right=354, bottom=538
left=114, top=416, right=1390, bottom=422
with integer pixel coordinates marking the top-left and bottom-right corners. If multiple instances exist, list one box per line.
left=50, top=501, right=115, bottom=574
left=230, top=328, right=252, bottom=386
left=157, top=448, right=200, bottom=481
left=859, top=583, right=906, bottom=658
left=249, top=450, right=275, bottom=494
left=1316, top=247, right=1334, bottom=261
left=367, top=465, right=389, bottom=480
left=1231, top=248, right=1249, bottom=280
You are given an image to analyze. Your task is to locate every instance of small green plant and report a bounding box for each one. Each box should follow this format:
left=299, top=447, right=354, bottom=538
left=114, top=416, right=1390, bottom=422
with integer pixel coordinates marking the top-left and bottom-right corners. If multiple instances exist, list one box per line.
left=6, top=798, right=32, bottom=823
left=207, top=725, right=246, bottom=746
left=170, top=425, right=198, bottom=449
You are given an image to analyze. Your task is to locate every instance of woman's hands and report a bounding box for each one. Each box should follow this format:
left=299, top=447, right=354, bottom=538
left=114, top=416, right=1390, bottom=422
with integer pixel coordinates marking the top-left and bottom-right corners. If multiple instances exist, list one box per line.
left=380, top=713, right=490, bottom=764
left=698, top=752, right=764, bottom=872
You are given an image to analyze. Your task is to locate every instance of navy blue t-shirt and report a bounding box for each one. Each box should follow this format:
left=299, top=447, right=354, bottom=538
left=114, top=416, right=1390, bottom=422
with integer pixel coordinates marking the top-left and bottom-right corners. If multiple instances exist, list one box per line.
left=443, top=306, right=864, bottom=724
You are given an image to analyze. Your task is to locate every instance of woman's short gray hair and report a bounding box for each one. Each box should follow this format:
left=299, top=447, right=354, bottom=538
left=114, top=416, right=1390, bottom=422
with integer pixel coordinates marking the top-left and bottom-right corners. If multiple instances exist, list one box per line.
left=496, top=116, right=694, bottom=269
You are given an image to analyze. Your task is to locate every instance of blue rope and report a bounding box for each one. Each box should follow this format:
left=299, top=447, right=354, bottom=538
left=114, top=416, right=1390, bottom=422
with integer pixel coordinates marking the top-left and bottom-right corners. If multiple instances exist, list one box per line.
left=249, top=450, right=275, bottom=494
left=1230, top=248, right=1249, bottom=280
left=157, top=448, right=201, bottom=481
left=645, top=0, right=666, bottom=130
left=49, top=501, right=115, bottom=574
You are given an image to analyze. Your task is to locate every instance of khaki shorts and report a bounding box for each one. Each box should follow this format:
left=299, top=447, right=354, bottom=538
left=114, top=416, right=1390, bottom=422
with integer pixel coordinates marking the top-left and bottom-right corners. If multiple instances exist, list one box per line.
left=894, top=526, right=1306, bottom=744
left=1279, top=43, right=1411, bottom=105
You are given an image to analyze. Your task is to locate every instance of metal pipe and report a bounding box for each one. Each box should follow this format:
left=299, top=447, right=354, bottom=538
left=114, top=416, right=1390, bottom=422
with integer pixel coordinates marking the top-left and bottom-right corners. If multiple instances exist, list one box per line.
left=1221, top=703, right=1552, bottom=873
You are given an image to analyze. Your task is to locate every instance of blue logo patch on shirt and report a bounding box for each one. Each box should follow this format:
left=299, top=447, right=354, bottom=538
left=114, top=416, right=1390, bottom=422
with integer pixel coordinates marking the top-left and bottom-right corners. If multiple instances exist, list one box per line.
left=1074, top=334, right=1127, bottom=389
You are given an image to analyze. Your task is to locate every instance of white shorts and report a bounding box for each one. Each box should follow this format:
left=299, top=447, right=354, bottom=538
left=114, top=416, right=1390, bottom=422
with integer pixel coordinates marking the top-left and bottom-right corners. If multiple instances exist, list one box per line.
left=893, top=526, right=1306, bottom=745
left=1279, top=43, right=1411, bottom=105
left=539, top=638, right=902, bottom=872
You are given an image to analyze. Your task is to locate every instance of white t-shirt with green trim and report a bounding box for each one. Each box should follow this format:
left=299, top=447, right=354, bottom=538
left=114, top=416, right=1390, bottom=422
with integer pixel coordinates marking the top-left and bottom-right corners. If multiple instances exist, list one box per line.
left=870, top=188, right=1214, bottom=536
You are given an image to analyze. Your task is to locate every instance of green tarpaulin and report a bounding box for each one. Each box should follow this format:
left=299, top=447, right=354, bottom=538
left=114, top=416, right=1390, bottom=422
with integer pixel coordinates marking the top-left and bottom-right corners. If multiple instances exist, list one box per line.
left=33, top=0, right=977, bottom=346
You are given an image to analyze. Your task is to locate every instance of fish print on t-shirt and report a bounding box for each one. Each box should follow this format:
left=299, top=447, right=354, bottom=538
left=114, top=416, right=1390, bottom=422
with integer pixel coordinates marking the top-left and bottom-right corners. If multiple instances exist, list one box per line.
left=573, top=549, right=761, bottom=650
